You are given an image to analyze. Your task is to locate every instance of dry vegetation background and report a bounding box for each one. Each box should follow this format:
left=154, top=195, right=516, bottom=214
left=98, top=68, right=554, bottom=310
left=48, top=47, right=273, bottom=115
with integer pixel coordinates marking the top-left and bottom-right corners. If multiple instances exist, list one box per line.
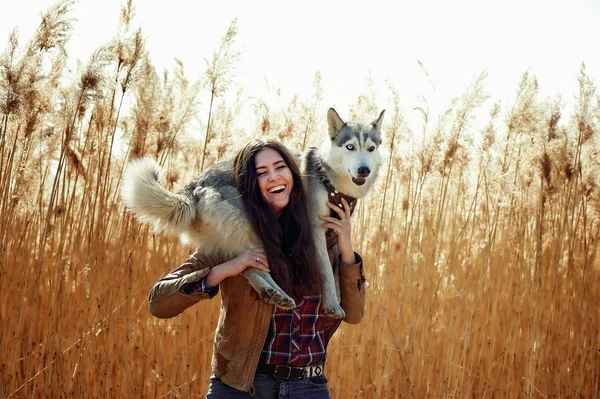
left=1, top=1, right=599, bottom=398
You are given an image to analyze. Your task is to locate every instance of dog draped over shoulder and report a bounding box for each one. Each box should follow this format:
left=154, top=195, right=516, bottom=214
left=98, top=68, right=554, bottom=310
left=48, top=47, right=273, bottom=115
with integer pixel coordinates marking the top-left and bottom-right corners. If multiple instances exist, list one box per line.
left=121, top=108, right=384, bottom=318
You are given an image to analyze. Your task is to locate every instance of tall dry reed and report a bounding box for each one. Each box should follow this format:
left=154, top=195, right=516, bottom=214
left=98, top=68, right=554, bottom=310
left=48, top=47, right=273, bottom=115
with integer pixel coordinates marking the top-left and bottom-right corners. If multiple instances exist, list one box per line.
left=1, top=2, right=599, bottom=398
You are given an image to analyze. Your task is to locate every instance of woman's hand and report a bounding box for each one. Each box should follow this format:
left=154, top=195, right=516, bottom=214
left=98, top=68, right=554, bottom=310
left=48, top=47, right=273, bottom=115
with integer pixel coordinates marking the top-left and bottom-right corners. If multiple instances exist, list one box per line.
left=230, top=248, right=270, bottom=276
left=318, top=197, right=356, bottom=264
left=205, top=248, right=269, bottom=288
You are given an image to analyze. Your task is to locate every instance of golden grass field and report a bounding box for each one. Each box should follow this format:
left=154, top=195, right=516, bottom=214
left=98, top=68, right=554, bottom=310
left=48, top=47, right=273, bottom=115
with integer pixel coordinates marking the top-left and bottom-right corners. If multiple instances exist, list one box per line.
left=1, top=1, right=599, bottom=398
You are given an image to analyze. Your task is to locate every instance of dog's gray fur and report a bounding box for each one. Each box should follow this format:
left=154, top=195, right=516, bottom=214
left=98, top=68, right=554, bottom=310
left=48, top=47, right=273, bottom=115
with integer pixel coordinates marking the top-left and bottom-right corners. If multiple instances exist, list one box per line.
left=121, top=108, right=384, bottom=318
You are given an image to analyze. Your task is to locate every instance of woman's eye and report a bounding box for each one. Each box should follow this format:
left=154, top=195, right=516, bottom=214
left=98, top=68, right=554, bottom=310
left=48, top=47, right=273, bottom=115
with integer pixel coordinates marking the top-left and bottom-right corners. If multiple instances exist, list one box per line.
left=346, top=144, right=355, bottom=151
left=276, top=165, right=287, bottom=170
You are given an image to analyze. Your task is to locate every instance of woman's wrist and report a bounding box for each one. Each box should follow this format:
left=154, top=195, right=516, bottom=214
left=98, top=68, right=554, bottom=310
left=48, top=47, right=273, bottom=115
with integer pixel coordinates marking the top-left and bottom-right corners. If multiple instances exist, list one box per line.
left=338, top=240, right=356, bottom=264
left=340, top=252, right=356, bottom=264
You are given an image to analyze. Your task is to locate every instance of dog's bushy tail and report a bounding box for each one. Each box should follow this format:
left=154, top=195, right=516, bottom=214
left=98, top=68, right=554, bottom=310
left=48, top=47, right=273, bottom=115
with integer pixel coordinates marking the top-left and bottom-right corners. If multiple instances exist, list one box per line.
left=121, top=158, right=195, bottom=233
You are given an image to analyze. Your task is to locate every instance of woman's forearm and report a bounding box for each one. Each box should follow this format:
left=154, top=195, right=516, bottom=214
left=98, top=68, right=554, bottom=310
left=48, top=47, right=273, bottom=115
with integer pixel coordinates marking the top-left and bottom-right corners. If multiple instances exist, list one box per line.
left=204, top=259, right=237, bottom=288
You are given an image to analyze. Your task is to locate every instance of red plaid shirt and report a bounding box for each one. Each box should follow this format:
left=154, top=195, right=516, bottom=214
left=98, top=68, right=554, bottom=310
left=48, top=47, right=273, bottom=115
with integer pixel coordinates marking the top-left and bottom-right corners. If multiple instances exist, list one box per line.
left=259, top=295, right=326, bottom=366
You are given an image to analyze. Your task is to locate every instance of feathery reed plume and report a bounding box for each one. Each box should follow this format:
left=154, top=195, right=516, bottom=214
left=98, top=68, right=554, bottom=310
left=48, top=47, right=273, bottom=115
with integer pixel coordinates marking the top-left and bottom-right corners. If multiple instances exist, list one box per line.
left=349, top=72, right=378, bottom=120
left=300, top=71, right=324, bottom=149
left=481, top=101, right=500, bottom=154
left=0, top=30, right=21, bottom=118
left=256, top=98, right=272, bottom=135
left=128, top=55, right=159, bottom=161
left=200, top=18, right=241, bottom=172
left=156, top=59, right=201, bottom=168
left=574, top=63, right=596, bottom=146
left=66, top=144, right=87, bottom=178
left=417, top=58, right=436, bottom=92
left=502, top=71, right=540, bottom=175
left=205, top=88, right=244, bottom=163
left=27, top=0, right=75, bottom=54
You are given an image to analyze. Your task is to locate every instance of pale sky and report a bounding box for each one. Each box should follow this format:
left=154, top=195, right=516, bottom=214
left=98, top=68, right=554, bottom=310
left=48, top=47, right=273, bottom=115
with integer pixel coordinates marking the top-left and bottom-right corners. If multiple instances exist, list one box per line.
left=2, top=0, right=599, bottom=132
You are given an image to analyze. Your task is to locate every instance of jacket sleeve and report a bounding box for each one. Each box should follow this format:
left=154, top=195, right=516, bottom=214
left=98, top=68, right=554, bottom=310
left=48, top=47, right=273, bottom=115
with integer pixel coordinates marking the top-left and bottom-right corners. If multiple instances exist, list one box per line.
left=148, top=250, right=221, bottom=319
left=338, top=252, right=367, bottom=324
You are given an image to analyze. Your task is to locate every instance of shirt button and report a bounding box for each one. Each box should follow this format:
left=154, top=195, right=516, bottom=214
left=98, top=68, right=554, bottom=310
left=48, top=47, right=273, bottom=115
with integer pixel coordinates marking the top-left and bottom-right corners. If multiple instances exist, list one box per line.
left=293, top=349, right=297, bottom=353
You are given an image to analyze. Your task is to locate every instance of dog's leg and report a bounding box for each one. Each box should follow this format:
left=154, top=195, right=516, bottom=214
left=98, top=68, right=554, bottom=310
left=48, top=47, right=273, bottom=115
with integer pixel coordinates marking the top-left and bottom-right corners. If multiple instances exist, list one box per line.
left=243, top=268, right=296, bottom=310
left=331, top=243, right=342, bottom=301
left=314, top=227, right=345, bottom=318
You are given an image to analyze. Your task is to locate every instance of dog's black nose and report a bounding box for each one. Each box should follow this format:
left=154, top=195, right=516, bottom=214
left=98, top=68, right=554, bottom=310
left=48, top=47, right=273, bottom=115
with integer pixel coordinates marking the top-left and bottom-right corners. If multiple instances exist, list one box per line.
left=357, top=167, right=370, bottom=177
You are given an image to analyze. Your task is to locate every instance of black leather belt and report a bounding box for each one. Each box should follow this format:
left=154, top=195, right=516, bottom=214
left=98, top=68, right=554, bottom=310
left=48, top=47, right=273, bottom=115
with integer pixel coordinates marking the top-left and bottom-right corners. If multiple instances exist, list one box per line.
left=256, top=363, right=324, bottom=379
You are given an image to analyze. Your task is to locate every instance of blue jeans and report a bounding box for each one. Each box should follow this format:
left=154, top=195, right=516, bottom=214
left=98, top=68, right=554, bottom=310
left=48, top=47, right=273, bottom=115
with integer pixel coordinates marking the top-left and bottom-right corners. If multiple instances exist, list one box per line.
left=206, top=373, right=330, bottom=399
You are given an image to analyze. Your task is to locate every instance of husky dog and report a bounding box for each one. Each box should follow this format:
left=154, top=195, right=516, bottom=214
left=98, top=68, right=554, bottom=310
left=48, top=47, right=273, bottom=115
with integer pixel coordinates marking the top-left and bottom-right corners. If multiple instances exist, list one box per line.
left=121, top=108, right=384, bottom=318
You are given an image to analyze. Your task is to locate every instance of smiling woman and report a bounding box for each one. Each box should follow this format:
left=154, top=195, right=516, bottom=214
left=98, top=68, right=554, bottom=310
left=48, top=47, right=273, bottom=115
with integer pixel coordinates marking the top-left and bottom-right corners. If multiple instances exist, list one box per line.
left=147, top=139, right=367, bottom=397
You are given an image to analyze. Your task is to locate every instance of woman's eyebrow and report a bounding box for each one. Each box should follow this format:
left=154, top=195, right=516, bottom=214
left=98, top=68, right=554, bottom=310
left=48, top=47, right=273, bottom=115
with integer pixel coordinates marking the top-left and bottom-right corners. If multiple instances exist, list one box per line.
left=256, top=160, right=286, bottom=170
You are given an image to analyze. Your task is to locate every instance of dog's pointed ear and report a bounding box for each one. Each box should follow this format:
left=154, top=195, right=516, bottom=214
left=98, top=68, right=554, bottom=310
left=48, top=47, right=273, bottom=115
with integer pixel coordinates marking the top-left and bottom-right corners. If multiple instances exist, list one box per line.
left=372, top=110, right=385, bottom=132
left=327, top=108, right=345, bottom=138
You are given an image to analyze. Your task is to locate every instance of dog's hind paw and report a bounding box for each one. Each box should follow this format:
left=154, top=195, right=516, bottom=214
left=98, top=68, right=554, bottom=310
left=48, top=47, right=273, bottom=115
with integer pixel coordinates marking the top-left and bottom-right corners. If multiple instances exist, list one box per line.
left=324, top=303, right=345, bottom=319
left=260, top=287, right=296, bottom=310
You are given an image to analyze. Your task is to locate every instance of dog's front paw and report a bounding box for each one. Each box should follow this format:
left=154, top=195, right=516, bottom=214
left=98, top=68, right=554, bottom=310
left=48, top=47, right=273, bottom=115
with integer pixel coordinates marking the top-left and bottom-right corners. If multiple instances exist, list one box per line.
left=260, top=287, right=296, bottom=310
left=324, top=303, right=345, bottom=319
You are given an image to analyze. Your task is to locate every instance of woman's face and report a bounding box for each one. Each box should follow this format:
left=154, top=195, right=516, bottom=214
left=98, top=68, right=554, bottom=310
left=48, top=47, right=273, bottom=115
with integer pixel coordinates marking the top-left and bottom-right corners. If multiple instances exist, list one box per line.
left=255, top=148, right=294, bottom=215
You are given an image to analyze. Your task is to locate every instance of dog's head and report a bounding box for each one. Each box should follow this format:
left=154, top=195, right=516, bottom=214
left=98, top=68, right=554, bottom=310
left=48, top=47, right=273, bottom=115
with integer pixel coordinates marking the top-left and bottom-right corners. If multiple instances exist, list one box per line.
left=324, top=108, right=385, bottom=197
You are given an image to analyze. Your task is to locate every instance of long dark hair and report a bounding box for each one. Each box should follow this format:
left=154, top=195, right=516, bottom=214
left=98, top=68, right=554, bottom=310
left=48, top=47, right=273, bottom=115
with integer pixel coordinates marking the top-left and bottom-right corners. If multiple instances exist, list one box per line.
left=233, top=139, right=323, bottom=299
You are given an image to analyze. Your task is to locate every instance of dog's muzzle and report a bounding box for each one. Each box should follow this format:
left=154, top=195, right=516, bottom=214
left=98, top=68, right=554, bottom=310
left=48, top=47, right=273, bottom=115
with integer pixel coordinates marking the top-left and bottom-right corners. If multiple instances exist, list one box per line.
left=352, top=167, right=370, bottom=186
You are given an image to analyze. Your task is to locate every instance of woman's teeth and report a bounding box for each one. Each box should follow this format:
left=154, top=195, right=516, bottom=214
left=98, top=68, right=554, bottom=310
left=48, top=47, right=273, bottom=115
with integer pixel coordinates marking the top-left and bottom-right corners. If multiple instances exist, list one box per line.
left=268, top=185, right=286, bottom=193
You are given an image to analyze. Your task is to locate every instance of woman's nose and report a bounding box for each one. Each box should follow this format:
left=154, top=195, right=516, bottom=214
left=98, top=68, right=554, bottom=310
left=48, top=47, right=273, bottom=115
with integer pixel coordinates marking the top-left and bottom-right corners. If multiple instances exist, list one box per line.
left=267, top=169, right=278, bottom=181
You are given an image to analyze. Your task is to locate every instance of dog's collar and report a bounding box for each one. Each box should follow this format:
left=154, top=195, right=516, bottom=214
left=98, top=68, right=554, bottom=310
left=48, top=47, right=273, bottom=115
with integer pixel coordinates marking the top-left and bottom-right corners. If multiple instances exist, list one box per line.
left=315, top=163, right=358, bottom=219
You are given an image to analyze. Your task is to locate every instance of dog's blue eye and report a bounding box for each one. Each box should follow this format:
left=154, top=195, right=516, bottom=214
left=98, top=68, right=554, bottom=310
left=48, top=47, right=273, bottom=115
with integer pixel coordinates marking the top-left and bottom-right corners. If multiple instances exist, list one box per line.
left=346, top=144, right=355, bottom=151
left=368, top=146, right=375, bottom=152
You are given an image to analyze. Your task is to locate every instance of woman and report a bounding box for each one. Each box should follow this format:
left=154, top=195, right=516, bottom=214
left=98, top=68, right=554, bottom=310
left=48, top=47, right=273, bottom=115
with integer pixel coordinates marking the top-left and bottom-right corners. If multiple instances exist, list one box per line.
left=148, top=140, right=367, bottom=398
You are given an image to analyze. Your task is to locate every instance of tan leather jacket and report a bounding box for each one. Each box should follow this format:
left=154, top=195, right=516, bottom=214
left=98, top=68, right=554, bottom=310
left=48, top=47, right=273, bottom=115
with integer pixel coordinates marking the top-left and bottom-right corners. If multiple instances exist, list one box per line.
left=147, top=245, right=367, bottom=392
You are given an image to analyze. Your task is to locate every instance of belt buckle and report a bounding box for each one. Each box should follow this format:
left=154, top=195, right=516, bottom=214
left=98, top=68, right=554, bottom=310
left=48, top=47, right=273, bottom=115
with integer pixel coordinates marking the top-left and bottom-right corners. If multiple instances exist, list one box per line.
left=274, top=365, right=292, bottom=379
